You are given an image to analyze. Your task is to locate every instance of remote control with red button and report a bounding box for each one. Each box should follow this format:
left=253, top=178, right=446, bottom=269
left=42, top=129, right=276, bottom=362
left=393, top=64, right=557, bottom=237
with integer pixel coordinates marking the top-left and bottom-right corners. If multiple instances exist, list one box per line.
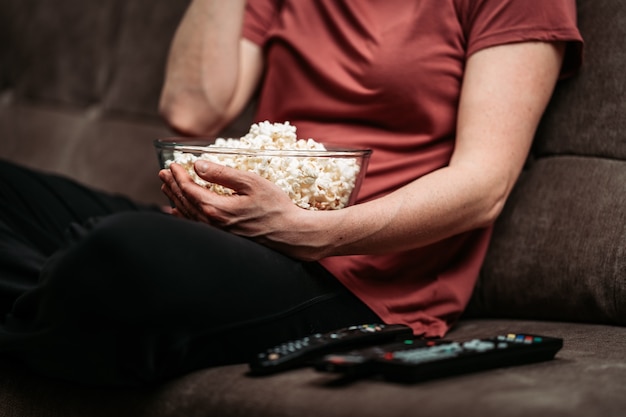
left=316, top=333, right=563, bottom=382
left=248, top=323, right=413, bottom=375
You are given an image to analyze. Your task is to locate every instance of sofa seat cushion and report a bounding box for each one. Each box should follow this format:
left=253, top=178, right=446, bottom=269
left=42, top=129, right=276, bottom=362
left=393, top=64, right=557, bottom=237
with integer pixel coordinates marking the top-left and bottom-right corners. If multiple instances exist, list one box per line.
left=1, top=319, right=625, bottom=417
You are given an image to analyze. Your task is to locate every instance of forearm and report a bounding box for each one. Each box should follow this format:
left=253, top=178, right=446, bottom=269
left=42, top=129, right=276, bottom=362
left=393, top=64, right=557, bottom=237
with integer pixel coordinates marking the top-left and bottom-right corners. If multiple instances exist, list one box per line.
left=292, top=164, right=507, bottom=260
left=159, top=0, right=247, bottom=135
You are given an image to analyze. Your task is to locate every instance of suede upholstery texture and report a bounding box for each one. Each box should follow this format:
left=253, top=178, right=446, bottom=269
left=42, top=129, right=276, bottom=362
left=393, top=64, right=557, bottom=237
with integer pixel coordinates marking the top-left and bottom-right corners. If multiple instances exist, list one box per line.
left=0, top=0, right=625, bottom=416
left=466, top=0, right=626, bottom=325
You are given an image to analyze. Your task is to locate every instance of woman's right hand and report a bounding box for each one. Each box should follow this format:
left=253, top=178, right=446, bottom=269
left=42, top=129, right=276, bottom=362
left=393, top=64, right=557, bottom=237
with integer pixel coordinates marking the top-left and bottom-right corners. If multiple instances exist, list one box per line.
left=159, top=161, right=342, bottom=262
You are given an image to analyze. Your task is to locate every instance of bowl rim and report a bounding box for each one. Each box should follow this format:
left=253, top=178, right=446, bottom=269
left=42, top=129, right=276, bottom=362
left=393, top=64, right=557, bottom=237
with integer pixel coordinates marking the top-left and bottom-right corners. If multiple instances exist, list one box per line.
left=154, top=137, right=372, bottom=158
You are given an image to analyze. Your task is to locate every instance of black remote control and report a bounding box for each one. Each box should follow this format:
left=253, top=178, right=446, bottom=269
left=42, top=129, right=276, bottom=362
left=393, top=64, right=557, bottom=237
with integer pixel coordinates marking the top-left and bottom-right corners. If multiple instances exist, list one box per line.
left=315, top=338, right=434, bottom=378
left=248, top=323, right=413, bottom=375
left=316, top=333, right=563, bottom=383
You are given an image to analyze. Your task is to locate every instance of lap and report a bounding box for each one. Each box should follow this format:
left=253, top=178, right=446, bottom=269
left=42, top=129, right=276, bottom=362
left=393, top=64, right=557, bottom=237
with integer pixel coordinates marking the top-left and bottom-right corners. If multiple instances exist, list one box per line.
left=0, top=162, right=379, bottom=386
left=36, top=211, right=349, bottom=327
left=0, top=159, right=159, bottom=314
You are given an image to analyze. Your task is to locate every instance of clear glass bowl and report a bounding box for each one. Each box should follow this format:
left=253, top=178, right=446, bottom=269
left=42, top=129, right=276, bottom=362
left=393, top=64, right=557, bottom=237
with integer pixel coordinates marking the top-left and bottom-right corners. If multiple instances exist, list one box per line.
left=154, top=137, right=372, bottom=210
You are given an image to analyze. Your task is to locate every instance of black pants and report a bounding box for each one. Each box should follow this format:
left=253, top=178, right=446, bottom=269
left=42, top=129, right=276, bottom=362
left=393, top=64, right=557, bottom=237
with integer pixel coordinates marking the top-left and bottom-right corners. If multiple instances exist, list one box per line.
left=0, top=160, right=379, bottom=387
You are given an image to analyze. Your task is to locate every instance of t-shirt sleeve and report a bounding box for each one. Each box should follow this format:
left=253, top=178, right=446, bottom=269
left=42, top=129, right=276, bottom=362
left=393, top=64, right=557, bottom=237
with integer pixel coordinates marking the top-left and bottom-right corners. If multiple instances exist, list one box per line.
left=461, top=0, right=584, bottom=77
left=243, top=0, right=281, bottom=46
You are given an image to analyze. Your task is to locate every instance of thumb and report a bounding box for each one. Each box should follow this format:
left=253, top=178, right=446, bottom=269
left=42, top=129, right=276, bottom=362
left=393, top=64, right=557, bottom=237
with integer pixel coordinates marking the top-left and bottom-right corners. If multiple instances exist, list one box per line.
left=194, top=160, right=251, bottom=192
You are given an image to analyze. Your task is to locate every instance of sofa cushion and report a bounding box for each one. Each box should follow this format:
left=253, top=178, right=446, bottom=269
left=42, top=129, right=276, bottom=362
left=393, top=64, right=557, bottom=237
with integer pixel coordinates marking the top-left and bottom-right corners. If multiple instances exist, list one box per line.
left=468, top=156, right=626, bottom=324
left=0, top=0, right=191, bottom=205
left=0, top=100, right=171, bottom=205
left=533, top=0, right=626, bottom=160
left=1, top=0, right=189, bottom=115
left=1, top=319, right=625, bottom=417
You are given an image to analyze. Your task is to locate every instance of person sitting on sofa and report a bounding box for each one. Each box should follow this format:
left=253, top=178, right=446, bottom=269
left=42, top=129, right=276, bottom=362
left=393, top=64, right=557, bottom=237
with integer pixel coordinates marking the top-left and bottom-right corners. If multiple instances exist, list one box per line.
left=0, top=0, right=582, bottom=387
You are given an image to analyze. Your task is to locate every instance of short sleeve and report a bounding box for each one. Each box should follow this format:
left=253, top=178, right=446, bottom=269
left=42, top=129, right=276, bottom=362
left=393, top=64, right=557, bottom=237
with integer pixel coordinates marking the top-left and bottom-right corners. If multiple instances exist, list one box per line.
left=243, top=0, right=281, bottom=46
left=460, top=0, right=584, bottom=77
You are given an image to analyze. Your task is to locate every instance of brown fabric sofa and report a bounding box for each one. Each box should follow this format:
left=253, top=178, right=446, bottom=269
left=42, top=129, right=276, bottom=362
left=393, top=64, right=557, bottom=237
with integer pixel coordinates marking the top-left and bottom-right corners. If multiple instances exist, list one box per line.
left=1, top=0, right=624, bottom=416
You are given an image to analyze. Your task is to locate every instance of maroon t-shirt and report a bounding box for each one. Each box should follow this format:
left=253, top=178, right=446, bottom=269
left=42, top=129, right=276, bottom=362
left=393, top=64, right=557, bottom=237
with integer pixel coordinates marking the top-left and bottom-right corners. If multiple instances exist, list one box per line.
left=243, top=0, right=583, bottom=336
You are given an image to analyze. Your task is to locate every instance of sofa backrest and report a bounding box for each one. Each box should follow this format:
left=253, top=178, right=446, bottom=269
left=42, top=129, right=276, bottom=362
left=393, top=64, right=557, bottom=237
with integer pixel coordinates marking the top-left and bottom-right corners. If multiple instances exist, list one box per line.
left=0, top=0, right=193, bottom=205
left=468, top=0, right=626, bottom=326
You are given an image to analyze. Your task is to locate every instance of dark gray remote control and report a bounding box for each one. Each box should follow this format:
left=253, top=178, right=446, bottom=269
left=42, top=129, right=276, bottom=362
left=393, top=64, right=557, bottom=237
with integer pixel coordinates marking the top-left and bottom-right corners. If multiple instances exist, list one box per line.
left=248, top=323, right=413, bottom=375
left=317, top=333, right=563, bottom=382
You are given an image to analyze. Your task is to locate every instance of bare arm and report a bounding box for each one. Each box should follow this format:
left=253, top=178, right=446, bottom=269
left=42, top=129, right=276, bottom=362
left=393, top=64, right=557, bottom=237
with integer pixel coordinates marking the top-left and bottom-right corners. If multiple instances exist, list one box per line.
left=160, top=41, right=565, bottom=261
left=159, top=0, right=263, bottom=136
left=307, top=41, right=566, bottom=257
left=312, top=41, right=566, bottom=256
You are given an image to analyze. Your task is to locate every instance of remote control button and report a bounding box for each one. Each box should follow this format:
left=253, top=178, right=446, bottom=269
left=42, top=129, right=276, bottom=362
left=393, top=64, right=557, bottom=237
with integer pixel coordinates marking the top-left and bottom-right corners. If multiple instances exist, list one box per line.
left=462, top=339, right=495, bottom=351
left=389, top=343, right=462, bottom=364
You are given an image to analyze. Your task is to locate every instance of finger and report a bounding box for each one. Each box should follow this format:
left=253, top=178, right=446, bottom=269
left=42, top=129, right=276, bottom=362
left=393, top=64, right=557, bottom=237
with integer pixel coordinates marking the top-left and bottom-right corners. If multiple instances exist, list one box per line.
left=163, top=165, right=212, bottom=223
left=161, top=182, right=193, bottom=219
left=160, top=182, right=183, bottom=212
left=159, top=170, right=184, bottom=209
left=159, top=168, right=188, bottom=212
left=170, top=207, right=185, bottom=218
left=194, top=160, right=255, bottom=194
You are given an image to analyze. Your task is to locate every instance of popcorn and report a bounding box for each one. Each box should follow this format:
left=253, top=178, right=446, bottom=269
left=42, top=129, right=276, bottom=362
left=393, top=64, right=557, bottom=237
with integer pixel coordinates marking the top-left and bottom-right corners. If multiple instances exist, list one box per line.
left=165, top=121, right=362, bottom=210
